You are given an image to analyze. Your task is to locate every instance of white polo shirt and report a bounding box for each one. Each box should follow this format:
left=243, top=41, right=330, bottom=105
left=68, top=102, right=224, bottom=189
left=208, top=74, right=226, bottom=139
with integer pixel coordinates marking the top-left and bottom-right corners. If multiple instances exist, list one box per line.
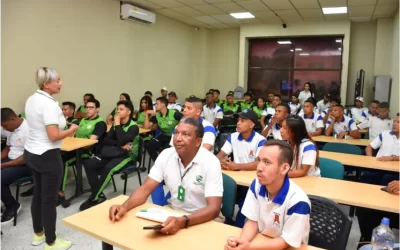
left=316, top=100, right=329, bottom=113
left=24, top=90, right=66, bottom=155
left=242, top=176, right=311, bottom=248
left=221, top=131, right=266, bottom=163
left=6, top=119, right=30, bottom=160
left=293, top=139, right=320, bottom=177
left=288, top=102, right=301, bottom=115
left=361, top=110, right=376, bottom=121
left=148, top=147, right=223, bottom=213
left=170, top=118, right=216, bottom=148
left=325, top=115, right=358, bottom=135
left=261, top=107, right=275, bottom=117
left=167, top=102, right=182, bottom=112
left=351, top=107, right=368, bottom=122
left=201, top=104, right=223, bottom=126
left=358, top=116, right=392, bottom=140
left=263, top=122, right=282, bottom=140
left=1, top=127, right=11, bottom=139
left=298, top=90, right=313, bottom=106
left=300, top=112, right=324, bottom=133
left=370, top=130, right=400, bottom=158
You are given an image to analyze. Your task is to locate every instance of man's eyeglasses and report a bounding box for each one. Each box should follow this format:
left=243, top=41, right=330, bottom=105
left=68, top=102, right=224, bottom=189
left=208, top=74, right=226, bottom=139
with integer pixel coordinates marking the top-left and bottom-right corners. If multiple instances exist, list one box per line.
left=86, top=106, right=96, bottom=110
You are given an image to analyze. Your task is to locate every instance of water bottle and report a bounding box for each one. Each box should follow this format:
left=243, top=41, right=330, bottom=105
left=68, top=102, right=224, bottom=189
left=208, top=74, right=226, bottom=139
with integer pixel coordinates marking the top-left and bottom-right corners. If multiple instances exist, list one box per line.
left=372, top=217, right=395, bottom=250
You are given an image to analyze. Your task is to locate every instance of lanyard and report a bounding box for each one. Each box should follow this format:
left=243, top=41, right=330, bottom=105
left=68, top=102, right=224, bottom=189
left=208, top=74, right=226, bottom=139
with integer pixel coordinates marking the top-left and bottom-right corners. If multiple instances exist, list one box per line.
left=178, top=159, right=194, bottom=182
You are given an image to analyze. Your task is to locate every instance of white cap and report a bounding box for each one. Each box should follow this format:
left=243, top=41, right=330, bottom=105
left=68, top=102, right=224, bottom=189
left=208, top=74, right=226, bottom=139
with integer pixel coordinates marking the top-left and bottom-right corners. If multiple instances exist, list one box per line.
left=356, top=96, right=364, bottom=102
left=161, top=86, right=168, bottom=91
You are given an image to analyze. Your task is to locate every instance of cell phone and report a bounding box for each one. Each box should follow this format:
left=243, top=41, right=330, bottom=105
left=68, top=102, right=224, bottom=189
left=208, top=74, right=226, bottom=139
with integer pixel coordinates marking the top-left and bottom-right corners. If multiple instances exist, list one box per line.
left=381, top=186, right=389, bottom=192
left=143, top=225, right=164, bottom=231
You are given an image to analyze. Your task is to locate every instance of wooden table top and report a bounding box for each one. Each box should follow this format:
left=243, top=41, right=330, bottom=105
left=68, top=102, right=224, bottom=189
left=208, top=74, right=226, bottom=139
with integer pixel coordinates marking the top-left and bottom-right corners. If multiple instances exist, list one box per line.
left=107, top=125, right=150, bottom=134
left=61, top=137, right=98, bottom=152
left=63, top=196, right=323, bottom=250
left=222, top=171, right=399, bottom=213
left=319, top=151, right=399, bottom=172
left=312, top=135, right=371, bottom=147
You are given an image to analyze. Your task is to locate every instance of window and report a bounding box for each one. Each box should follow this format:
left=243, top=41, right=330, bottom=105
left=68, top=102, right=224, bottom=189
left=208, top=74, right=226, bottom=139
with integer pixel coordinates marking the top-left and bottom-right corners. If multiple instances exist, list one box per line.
left=247, top=36, right=343, bottom=102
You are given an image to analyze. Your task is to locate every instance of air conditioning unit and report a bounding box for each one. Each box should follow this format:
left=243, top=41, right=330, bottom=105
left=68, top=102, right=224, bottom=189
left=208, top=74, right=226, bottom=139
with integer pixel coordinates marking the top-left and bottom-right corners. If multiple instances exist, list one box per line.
left=120, top=3, right=156, bottom=24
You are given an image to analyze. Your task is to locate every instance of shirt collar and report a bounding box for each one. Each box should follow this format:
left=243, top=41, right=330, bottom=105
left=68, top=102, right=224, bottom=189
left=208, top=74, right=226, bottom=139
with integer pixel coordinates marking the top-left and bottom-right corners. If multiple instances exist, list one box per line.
left=275, top=123, right=281, bottom=130
left=36, top=89, right=56, bottom=102
left=207, top=103, right=216, bottom=109
left=303, top=112, right=315, bottom=119
left=175, top=147, right=203, bottom=165
left=198, top=117, right=203, bottom=124
left=378, top=116, right=390, bottom=121
left=238, top=131, right=256, bottom=142
left=259, top=175, right=290, bottom=205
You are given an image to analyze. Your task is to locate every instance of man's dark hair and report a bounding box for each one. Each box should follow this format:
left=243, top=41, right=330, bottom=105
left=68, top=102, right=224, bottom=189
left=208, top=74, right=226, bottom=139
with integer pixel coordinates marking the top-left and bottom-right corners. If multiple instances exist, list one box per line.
left=330, top=96, right=341, bottom=104
left=213, top=89, right=220, bottom=95
left=274, top=94, right=281, bottom=99
left=186, top=96, right=203, bottom=104
left=277, top=103, right=290, bottom=114
left=117, top=100, right=134, bottom=119
left=304, top=98, right=316, bottom=106
left=144, top=91, right=153, bottom=96
left=84, top=93, right=95, bottom=99
left=379, top=102, right=390, bottom=109
left=87, top=98, right=100, bottom=108
left=263, top=140, right=294, bottom=166
left=226, top=93, right=233, bottom=98
left=1, top=108, right=17, bottom=122
left=397, top=112, right=399, bottom=116
left=333, top=104, right=345, bottom=110
left=208, top=89, right=214, bottom=93
left=156, top=97, right=168, bottom=106
left=62, top=101, right=76, bottom=111
left=371, top=100, right=380, bottom=105
left=179, top=118, right=204, bottom=138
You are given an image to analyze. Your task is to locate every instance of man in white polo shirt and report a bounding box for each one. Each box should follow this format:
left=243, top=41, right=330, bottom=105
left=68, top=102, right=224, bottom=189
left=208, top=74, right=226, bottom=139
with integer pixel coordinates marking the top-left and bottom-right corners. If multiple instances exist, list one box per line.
left=358, top=102, right=393, bottom=140
left=109, top=118, right=223, bottom=235
left=225, top=140, right=310, bottom=250
left=1, top=108, right=31, bottom=224
left=325, top=105, right=361, bottom=139
left=261, top=103, right=290, bottom=140
left=167, top=91, right=182, bottom=112
left=361, top=100, right=380, bottom=121
left=351, top=96, right=367, bottom=124
left=217, top=109, right=266, bottom=228
left=202, top=92, right=223, bottom=129
left=260, top=94, right=281, bottom=129
left=300, top=99, right=324, bottom=137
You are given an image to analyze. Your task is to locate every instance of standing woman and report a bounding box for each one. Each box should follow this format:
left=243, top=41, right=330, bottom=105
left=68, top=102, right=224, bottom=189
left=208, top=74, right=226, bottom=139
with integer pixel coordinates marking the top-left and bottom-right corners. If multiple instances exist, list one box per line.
left=280, top=115, right=321, bottom=178
left=24, top=67, right=78, bottom=249
left=298, top=82, right=314, bottom=106
left=106, top=93, right=132, bottom=125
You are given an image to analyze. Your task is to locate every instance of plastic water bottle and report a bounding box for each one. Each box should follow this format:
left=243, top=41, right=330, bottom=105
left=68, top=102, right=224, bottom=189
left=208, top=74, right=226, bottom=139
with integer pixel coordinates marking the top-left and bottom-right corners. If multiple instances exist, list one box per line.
left=372, top=217, right=395, bottom=250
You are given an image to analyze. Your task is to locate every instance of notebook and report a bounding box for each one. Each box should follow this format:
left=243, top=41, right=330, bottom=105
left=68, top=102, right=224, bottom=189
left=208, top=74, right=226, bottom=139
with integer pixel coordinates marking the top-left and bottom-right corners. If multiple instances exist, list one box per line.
left=135, top=207, right=181, bottom=223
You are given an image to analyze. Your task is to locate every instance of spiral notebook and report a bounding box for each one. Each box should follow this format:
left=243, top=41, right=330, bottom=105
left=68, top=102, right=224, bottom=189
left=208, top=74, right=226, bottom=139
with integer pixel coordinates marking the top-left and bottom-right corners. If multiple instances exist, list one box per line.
left=135, top=207, right=181, bottom=223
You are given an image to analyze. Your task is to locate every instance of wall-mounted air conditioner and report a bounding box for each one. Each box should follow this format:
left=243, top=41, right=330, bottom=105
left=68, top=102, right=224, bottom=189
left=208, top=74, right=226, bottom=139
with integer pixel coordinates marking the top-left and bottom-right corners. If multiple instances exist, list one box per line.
left=120, top=2, right=156, bottom=24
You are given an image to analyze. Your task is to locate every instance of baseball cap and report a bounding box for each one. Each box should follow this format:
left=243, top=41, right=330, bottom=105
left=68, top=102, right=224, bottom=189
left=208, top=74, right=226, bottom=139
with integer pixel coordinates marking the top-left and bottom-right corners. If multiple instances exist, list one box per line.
left=234, top=109, right=258, bottom=125
left=168, top=91, right=177, bottom=98
left=161, top=86, right=168, bottom=91
left=356, top=96, right=364, bottom=103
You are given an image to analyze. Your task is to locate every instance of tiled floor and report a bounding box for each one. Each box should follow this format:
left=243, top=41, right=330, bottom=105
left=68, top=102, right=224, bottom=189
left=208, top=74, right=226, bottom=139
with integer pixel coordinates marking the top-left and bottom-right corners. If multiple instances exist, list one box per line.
left=0, top=156, right=383, bottom=250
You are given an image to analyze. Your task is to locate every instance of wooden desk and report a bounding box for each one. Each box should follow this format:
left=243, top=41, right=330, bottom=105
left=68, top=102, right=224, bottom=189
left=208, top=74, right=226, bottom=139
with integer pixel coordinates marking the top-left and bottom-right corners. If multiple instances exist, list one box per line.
left=312, top=135, right=371, bottom=147
left=106, top=125, right=150, bottom=134
left=64, top=195, right=322, bottom=250
left=222, top=171, right=399, bottom=213
left=319, top=151, right=399, bottom=172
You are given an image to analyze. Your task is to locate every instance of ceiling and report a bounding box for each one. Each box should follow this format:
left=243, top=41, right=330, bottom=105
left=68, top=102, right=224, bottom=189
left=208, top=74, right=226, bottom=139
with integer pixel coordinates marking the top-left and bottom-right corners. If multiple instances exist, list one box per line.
left=121, top=0, right=399, bottom=29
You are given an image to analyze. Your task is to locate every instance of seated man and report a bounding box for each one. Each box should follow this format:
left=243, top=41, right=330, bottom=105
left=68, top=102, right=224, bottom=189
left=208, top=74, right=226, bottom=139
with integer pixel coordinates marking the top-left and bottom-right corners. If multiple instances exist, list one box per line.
left=217, top=109, right=266, bottom=228
left=260, top=94, right=281, bottom=129
left=109, top=118, right=223, bottom=235
left=1, top=108, right=30, bottom=224
left=61, top=101, right=79, bottom=128
left=167, top=91, right=182, bottom=112
left=224, top=140, right=310, bottom=250
left=325, top=105, right=361, bottom=139
left=222, top=94, right=241, bottom=114
left=300, top=98, right=324, bottom=137
left=288, top=96, right=301, bottom=115
left=213, top=89, right=224, bottom=107
left=358, top=102, right=392, bottom=140
left=59, top=98, right=107, bottom=207
left=202, top=92, right=223, bottom=129
left=261, top=103, right=290, bottom=140
left=144, top=97, right=182, bottom=162
left=351, top=96, right=367, bottom=124
left=80, top=100, right=139, bottom=211
left=240, top=92, right=255, bottom=111
left=75, top=93, right=94, bottom=119
left=321, top=96, right=340, bottom=124
left=316, top=93, right=330, bottom=114
left=361, top=100, right=380, bottom=121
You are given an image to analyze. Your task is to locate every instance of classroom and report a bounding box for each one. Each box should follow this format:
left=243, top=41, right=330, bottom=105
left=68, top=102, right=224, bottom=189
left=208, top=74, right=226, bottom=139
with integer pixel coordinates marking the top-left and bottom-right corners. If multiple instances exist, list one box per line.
left=1, top=0, right=399, bottom=250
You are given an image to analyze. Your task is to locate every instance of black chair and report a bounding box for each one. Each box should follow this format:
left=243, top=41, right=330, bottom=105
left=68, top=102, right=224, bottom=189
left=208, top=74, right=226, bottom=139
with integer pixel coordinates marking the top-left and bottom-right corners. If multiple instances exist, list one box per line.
left=308, top=195, right=352, bottom=250
left=11, top=176, right=33, bottom=226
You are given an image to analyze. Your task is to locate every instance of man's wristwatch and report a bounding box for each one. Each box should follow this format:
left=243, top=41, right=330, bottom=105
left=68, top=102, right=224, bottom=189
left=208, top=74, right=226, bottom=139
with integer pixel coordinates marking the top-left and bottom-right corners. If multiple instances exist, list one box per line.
left=183, top=215, right=189, bottom=228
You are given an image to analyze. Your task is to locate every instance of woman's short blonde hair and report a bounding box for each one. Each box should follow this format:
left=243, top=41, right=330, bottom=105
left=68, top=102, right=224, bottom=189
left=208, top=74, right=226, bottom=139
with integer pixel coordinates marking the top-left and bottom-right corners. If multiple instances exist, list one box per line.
left=35, top=67, right=58, bottom=89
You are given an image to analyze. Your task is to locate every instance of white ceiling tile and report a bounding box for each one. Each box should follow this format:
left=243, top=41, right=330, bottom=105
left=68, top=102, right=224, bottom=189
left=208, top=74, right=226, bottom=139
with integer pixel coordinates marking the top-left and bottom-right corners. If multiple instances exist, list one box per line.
left=348, top=0, right=377, bottom=7
left=227, top=23, right=242, bottom=27
left=176, top=0, right=208, bottom=5
left=236, top=0, right=271, bottom=12
left=212, top=2, right=247, bottom=12
left=290, top=0, right=320, bottom=9
left=148, top=0, right=185, bottom=8
left=318, top=0, right=347, bottom=7
left=261, top=0, right=294, bottom=10
left=275, top=9, right=303, bottom=20
left=348, top=6, right=375, bottom=17
left=298, top=8, right=324, bottom=18
left=191, top=4, right=227, bottom=15
left=210, top=23, right=233, bottom=29
left=377, top=0, right=399, bottom=5
left=205, top=0, right=233, bottom=3
left=212, top=14, right=242, bottom=23
left=303, top=16, right=325, bottom=20
left=155, top=8, right=189, bottom=19
left=373, top=4, right=399, bottom=16
left=170, top=6, right=204, bottom=16
left=324, top=13, right=349, bottom=20
left=193, top=15, right=222, bottom=24
left=175, top=17, right=207, bottom=26
left=123, top=0, right=165, bottom=10
left=253, top=11, right=282, bottom=21
left=240, top=18, right=264, bottom=24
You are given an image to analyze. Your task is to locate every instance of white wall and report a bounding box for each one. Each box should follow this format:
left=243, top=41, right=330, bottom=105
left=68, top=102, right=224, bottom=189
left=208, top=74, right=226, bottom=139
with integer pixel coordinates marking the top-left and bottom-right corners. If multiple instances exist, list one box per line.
left=1, top=0, right=198, bottom=116
left=238, top=21, right=352, bottom=101
left=375, top=18, right=394, bottom=76
left=390, top=10, right=399, bottom=116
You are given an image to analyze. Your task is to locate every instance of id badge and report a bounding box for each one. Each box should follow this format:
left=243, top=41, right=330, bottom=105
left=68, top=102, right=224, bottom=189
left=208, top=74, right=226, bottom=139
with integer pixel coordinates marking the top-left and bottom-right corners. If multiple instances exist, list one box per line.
left=177, top=185, right=185, bottom=202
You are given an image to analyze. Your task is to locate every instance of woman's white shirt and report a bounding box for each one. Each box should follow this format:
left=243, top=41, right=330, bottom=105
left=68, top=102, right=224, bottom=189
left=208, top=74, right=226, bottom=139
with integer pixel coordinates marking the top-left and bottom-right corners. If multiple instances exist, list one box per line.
left=24, top=90, right=66, bottom=155
left=298, top=91, right=314, bottom=106
left=293, top=139, right=320, bottom=177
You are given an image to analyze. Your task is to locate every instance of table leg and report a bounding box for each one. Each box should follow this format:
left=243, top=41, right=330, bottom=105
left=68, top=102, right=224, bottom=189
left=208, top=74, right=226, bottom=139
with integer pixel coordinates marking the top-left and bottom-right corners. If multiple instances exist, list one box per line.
left=102, top=241, right=113, bottom=250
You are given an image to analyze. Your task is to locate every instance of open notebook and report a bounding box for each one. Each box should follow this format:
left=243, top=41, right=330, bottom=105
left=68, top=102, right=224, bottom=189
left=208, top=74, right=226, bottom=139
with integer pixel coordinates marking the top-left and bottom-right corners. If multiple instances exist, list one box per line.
left=135, top=207, right=181, bottom=223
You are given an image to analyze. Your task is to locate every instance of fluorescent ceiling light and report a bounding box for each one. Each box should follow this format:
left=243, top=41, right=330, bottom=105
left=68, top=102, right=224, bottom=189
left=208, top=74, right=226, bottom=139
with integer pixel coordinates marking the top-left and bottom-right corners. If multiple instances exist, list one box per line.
left=277, top=41, right=291, bottom=44
left=322, top=7, right=347, bottom=14
left=230, top=12, right=255, bottom=19
left=299, top=53, right=309, bottom=56
left=336, top=39, right=342, bottom=43
left=295, top=48, right=302, bottom=51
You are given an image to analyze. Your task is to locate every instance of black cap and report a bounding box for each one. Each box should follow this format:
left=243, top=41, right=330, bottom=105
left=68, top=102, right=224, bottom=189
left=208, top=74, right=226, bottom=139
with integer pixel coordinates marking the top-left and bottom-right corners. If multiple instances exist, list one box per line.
left=234, top=109, right=258, bottom=125
left=244, top=92, right=252, bottom=97
left=168, top=91, right=177, bottom=98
